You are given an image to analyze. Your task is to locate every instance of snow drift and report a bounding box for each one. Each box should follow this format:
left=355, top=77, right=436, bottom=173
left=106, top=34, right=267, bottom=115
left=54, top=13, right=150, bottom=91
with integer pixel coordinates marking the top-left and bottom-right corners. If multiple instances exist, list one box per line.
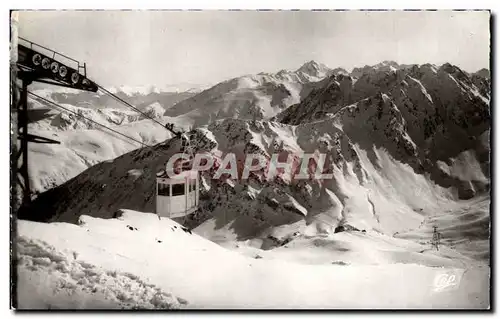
left=16, top=210, right=489, bottom=309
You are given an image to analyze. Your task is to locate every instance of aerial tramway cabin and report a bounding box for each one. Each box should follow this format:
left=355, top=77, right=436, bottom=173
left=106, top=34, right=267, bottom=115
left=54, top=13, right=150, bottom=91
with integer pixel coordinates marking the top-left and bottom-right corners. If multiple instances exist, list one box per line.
left=156, top=170, right=199, bottom=218
left=155, top=131, right=199, bottom=219
left=155, top=169, right=199, bottom=219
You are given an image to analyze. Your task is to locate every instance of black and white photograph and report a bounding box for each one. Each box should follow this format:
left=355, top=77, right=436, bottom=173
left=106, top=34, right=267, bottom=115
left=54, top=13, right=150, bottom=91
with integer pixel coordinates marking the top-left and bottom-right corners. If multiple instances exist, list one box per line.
left=9, top=9, right=492, bottom=310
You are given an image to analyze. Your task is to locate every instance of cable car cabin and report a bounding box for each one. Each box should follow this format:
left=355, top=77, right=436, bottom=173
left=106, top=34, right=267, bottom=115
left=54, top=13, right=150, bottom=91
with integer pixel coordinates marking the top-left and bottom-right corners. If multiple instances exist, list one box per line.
left=156, top=170, right=199, bottom=219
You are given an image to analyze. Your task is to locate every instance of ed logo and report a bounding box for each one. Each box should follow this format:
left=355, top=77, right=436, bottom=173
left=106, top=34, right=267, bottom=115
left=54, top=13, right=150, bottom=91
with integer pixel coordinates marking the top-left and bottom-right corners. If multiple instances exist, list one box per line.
left=432, top=269, right=465, bottom=293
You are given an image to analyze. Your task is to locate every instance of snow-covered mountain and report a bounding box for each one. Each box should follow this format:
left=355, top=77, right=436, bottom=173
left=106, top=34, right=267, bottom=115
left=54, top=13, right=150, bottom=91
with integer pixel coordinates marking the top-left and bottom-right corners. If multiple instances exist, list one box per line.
left=471, top=68, right=491, bottom=100
left=280, top=62, right=489, bottom=196
left=25, top=84, right=201, bottom=193
left=18, top=60, right=491, bottom=309
left=295, top=60, right=338, bottom=80
left=22, top=59, right=490, bottom=255
left=30, top=85, right=199, bottom=111
left=26, top=93, right=177, bottom=194
left=106, top=84, right=207, bottom=96
left=162, top=61, right=338, bottom=127
left=23, top=61, right=490, bottom=223
left=350, top=60, right=413, bottom=78
left=23, top=110, right=489, bottom=246
left=25, top=61, right=335, bottom=193
left=473, top=68, right=490, bottom=80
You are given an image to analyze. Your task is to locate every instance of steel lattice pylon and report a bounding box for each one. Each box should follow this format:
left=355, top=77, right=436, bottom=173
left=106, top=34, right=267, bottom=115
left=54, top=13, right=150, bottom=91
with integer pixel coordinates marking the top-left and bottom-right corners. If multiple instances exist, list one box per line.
left=431, top=225, right=441, bottom=251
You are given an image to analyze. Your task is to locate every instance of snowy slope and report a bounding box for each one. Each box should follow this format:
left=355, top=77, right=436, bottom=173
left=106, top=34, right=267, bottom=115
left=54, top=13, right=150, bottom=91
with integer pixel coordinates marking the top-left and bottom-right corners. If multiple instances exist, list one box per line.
left=27, top=119, right=173, bottom=194
left=395, top=195, right=490, bottom=262
left=162, top=61, right=339, bottom=127
left=16, top=210, right=489, bottom=309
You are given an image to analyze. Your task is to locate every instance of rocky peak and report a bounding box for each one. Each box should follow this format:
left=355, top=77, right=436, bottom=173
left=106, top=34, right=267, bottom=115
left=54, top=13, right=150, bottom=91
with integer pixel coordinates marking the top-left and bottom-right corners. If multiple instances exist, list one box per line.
left=296, top=60, right=331, bottom=77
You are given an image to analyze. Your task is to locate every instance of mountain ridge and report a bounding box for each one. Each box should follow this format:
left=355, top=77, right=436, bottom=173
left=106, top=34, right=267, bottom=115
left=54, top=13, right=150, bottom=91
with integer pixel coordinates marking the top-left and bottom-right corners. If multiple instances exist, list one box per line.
left=23, top=61, right=490, bottom=247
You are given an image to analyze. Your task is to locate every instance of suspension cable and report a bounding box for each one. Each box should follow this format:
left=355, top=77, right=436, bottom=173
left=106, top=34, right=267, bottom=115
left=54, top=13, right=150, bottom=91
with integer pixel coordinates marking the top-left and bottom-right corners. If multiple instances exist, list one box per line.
left=28, top=91, right=151, bottom=148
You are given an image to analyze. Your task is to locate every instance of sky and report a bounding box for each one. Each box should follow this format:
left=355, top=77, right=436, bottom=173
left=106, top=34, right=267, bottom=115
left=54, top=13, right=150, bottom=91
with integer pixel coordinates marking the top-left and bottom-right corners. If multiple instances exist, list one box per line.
left=15, top=10, right=490, bottom=89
